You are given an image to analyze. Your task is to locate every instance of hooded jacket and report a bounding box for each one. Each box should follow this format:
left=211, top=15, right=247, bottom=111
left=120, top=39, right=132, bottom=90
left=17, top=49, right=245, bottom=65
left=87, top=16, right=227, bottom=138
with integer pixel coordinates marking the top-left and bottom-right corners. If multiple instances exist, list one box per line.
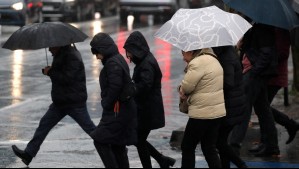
left=124, top=31, right=165, bottom=131
left=90, top=33, right=138, bottom=146
left=48, top=45, right=87, bottom=108
left=181, top=48, right=226, bottom=120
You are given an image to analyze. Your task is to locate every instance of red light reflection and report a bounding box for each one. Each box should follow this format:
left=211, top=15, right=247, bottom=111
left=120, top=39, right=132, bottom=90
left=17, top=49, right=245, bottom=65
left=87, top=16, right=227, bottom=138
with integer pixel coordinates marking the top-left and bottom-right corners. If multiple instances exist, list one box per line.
left=155, top=39, right=172, bottom=115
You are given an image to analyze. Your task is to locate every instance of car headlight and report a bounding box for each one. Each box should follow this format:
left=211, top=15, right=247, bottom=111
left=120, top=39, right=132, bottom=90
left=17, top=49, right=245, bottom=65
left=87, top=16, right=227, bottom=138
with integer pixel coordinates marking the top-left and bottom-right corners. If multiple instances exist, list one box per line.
left=12, top=2, right=24, bottom=10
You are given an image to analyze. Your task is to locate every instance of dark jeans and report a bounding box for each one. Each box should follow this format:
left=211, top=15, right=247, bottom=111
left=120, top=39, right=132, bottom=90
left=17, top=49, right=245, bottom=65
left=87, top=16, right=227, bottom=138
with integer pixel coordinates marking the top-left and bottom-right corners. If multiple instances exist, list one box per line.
left=25, top=104, right=96, bottom=157
left=217, top=121, right=246, bottom=168
left=230, top=71, right=279, bottom=151
left=258, top=85, right=296, bottom=143
left=181, top=118, right=222, bottom=168
left=136, top=130, right=165, bottom=168
left=94, top=142, right=129, bottom=168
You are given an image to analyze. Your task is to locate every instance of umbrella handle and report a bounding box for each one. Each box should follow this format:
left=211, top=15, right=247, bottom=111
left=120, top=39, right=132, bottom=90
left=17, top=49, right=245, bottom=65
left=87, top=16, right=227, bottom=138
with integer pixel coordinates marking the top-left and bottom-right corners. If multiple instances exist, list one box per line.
left=45, top=48, right=49, bottom=66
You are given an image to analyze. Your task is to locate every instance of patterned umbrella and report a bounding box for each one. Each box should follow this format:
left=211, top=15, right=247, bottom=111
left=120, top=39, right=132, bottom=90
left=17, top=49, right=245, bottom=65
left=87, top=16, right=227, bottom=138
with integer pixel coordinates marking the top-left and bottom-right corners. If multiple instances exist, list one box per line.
left=155, top=6, right=252, bottom=52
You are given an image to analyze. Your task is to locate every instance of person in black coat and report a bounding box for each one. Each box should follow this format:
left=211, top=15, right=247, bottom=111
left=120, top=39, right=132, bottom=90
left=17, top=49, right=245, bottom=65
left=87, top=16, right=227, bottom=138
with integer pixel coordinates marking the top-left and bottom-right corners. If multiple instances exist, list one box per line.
left=230, top=23, right=280, bottom=157
left=124, top=31, right=176, bottom=168
left=90, top=33, right=138, bottom=168
left=12, top=45, right=96, bottom=166
left=213, top=46, right=247, bottom=168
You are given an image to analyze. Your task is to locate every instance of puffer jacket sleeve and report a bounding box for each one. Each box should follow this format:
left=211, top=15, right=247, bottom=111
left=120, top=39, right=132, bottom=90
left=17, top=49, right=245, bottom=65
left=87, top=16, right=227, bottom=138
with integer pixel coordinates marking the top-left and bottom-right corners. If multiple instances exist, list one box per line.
left=181, top=60, right=205, bottom=95
left=48, top=53, right=83, bottom=85
left=101, top=60, right=124, bottom=110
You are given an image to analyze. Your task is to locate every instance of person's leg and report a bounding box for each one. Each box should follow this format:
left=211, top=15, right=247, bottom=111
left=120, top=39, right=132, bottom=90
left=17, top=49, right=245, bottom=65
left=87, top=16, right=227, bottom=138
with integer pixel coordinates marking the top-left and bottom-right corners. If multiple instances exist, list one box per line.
left=25, top=104, right=66, bottom=157
left=254, top=82, right=280, bottom=156
left=181, top=119, right=203, bottom=168
left=217, top=124, right=247, bottom=168
left=146, top=141, right=176, bottom=168
left=136, top=130, right=152, bottom=168
left=218, top=125, right=233, bottom=168
left=111, top=145, right=130, bottom=168
left=67, top=106, right=96, bottom=135
left=268, top=86, right=299, bottom=144
left=230, top=72, right=256, bottom=149
left=201, top=118, right=222, bottom=168
left=94, top=142, right=119, bottom=168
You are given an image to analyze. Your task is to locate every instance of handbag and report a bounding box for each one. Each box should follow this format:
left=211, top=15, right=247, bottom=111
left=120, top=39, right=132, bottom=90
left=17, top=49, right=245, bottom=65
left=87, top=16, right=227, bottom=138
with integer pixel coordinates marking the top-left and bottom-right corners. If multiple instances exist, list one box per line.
left=179, top=98, right=189, bottom=114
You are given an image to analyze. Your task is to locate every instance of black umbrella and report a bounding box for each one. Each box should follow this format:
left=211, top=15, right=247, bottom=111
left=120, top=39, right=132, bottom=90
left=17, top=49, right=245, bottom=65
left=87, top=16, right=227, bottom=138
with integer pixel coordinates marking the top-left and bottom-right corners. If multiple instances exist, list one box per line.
left=3, top=22, right=88, bottom=50
left=2, top=22, right=88, bottom=65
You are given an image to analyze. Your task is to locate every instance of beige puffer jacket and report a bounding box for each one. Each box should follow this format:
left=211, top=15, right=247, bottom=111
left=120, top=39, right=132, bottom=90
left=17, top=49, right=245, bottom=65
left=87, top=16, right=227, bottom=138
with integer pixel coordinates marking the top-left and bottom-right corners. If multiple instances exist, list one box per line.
left=181, top=48, right=226, bottom=120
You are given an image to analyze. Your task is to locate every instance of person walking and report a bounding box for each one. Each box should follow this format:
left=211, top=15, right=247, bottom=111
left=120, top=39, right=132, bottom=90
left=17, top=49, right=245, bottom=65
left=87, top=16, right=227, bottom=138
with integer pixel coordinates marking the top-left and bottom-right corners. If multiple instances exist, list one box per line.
left=230, top=23, right=280, bottom=157
left=123, top=31, right=176, bottom=168
left=12, top=45, right=97, bottom=166
left=213, top=46, right=248, bottom=168
left=269, top=28, right=299, bottom=144
left=90, top=33, right=138, bottom=168
left=179, top=48, right=226, bottom=168
left=249, top=28, right=299, bottom=153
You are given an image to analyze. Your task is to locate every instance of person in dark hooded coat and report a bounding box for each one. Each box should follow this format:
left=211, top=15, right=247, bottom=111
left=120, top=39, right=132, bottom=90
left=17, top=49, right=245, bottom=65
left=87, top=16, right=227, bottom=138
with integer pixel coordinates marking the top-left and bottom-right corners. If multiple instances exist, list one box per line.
left=213, top=46, right=247, bottom=168
left=124, top=31, right=176, bottom=168
left=90, top=33, right=138, bottom=168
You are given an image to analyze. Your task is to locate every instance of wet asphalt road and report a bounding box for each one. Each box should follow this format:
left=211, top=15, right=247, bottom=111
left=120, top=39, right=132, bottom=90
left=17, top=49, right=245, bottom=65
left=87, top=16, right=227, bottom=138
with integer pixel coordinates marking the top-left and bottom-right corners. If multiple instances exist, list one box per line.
left=0, top=15, right=299, bottom=168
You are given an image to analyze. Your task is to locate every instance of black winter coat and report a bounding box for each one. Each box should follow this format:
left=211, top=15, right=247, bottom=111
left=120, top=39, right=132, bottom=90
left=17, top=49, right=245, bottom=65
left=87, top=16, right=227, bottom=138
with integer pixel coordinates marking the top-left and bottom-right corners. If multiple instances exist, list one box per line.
left=48, top=45, right=87, bottom=108
left=241, top=24, right=278, bottom=78
left=213, top=46, right=246, bottom=126
left=124, top=31, right=165, bottom=131
left=90, top=33, right=138, bottom=146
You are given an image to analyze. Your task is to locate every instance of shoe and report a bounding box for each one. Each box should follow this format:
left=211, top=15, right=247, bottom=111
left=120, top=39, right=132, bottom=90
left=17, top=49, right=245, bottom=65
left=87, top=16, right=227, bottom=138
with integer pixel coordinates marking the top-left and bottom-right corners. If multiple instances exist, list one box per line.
left=12, top=145, right=33, bottom=166
left=158, top=156, right=176, bottom=168
left=248, top=143, right=265, bottom=153
left=254, top=147, right=280, bottom=158
left=286, top=121, right=299, bottom=144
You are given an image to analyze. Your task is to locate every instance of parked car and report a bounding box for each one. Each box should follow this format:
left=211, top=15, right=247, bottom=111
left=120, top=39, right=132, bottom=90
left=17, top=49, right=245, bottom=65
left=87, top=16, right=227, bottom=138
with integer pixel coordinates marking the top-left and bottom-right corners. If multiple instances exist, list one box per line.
left=0, top=0, right=43, bottom=27
left=42, top=0, right=118, bottom=22
left=119, top=0, right=181, bottom=23
left=42, top=0, right=95, bottom=21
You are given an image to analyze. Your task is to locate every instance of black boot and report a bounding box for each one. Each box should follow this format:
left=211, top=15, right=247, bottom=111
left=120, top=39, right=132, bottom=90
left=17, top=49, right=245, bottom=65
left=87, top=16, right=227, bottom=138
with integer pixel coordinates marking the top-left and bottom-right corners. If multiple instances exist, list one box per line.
left=158, top=156, right=176, bottom=168
left=254, top=147, right=280, bottom=157
left=286, top=120, right=299, bottom=144
left=12, top=145, right=33, bottom=166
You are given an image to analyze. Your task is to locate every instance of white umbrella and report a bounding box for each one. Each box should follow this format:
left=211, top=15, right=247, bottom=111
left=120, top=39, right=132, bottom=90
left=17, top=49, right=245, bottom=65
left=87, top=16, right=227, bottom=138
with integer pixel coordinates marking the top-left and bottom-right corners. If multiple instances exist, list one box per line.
left=155, top=6, right=252, bottom=52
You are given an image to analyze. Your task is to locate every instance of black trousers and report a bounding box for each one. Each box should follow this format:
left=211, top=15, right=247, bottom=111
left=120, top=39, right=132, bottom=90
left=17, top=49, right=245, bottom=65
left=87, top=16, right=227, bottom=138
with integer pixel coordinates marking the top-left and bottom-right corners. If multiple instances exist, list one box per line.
left=94, top=142, right=129, bottom=168
left=217, top=121, right=246, bottom=168
left=258, top=85, right=296, bottom=143
left=230, top=71, right=279, bottom=151
left=136, top=130, right=165, bottom=168
left=181, top=118, right=223, bottom=168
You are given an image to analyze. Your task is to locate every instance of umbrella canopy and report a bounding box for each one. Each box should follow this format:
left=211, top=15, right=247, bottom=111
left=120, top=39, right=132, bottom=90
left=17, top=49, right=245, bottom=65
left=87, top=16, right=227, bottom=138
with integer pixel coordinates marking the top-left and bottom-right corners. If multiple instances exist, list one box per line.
left=2, top=22, right=88, bottom=50
left=155, top=6, right=252, bottom=52
left=223, top=0, right=299, bottom=30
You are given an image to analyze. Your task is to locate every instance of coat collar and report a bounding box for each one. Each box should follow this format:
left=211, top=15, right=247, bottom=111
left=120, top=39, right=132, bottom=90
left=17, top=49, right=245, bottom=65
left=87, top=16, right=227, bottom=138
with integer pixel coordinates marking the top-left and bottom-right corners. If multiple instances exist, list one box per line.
left=195, top=48, right=217, bottom=58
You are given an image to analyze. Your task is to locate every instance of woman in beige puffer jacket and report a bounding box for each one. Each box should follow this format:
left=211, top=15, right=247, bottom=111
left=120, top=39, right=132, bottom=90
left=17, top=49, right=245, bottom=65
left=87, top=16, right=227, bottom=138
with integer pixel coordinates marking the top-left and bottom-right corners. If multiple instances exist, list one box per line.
left=179, top=48, right=226, bottom=168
